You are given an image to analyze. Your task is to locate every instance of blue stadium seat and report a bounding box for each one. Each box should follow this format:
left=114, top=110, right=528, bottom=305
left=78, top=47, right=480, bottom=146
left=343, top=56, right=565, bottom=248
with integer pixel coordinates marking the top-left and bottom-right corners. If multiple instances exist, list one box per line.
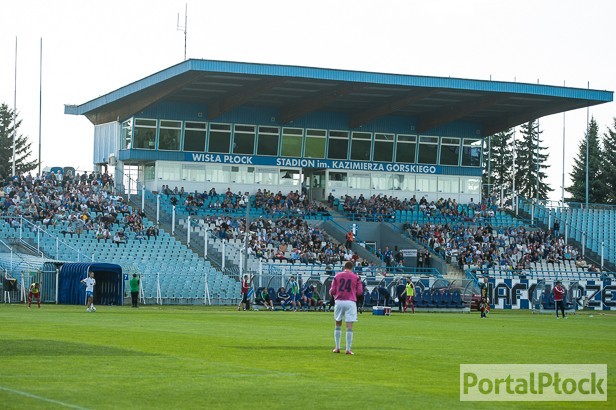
left=422, top=290, right=435, bottom=307
left=414, top=289, right=426, bottom=307
left=441, top=290, right=452, bottom=307
left=450, top=290, right=464, bottom=308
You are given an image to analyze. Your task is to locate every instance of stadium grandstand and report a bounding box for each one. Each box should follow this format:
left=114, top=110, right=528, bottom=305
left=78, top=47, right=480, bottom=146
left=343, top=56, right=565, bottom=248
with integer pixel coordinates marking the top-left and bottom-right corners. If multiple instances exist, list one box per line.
left=1, top=59, right=614, bottom=311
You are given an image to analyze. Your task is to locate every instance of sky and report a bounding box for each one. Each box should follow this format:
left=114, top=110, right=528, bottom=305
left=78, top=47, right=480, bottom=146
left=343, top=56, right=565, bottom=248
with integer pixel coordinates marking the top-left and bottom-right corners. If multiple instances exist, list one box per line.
left=0, top=0, right=614, bottom=202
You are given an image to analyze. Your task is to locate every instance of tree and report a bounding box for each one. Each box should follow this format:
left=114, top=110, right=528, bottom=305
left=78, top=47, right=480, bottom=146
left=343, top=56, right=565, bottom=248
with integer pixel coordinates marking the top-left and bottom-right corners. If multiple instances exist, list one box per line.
left=565, top=117, right=607, bottom=204
left=514, top=120, right=553, bottom=200
left=0, top=103, right=38, bottom=177
left=602, top=117, right=616, bottom=204
left=483, top=129, right=514, bottom=204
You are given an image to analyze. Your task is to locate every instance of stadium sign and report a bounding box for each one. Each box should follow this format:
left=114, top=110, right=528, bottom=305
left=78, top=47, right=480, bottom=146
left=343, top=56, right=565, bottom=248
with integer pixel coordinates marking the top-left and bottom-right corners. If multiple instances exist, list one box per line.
left=483, top=278, right=615, bottom=311
left=186, top=153, right=441, bottom=174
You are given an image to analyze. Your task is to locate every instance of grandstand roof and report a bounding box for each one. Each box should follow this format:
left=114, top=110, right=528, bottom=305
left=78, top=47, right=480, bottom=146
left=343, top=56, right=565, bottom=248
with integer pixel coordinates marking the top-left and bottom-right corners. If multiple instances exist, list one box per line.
left=65, top=59, right=613, bottom=136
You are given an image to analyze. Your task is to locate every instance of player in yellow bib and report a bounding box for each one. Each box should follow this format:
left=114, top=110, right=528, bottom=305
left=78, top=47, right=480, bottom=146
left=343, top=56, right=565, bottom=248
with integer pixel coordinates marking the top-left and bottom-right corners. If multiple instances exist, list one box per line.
left=404, top=278, right=415, bottom=313
left=28, top=282, right=41, bottom=308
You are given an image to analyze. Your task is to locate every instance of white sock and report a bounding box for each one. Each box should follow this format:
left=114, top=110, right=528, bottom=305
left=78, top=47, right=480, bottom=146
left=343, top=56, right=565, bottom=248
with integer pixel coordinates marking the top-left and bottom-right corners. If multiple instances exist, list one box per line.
left=334, top=326, right=341, bottom=350
left=346, top=329, right=353, bottom=351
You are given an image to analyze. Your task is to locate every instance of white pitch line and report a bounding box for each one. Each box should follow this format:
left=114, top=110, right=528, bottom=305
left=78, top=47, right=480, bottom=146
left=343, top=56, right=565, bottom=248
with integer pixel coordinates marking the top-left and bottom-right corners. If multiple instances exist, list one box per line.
left=0, top=385, right=89, bottom=410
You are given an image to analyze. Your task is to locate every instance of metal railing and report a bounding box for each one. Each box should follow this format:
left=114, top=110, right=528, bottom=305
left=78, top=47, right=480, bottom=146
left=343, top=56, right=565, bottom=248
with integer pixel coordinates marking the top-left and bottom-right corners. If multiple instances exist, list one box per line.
left=0, top=216, right=94, bottom=262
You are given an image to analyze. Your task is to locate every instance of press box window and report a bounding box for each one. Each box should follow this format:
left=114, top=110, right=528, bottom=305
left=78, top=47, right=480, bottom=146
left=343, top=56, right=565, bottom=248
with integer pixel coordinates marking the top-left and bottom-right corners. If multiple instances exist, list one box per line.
left=437, top=176, right=459, bottom=193
left=281, top=128, right=303, bottom=157
left=462, top=139, right=482, bottom=166
left=328, top=172, right=347, bottom=188
left=181, top=165, right=206, bottom=182
left=279, top=169, right=300, bottom=186
left=184, top=122, right=207, bottom=152
left=159, top=120, right=182, bottom=151
left=205, top=165, right=230, bottom=183
left=439, top=137, right=460, bottom=166
left=348, top=173, right=370, bottom=189
left=233, top=124, right=256, bottom=155
left=372, top=174, right=392, bottom=190
left=122, top=119, right=132, bottom=149
left=158, top=161, right=181, bottom=180
left=393, top=174, right=415, bottom=192
left=133, top=118, right=156, bottom=149
left=231, top=166, right=254, bottom=184
left=255, top=168, right=278, bottom=185
left=208, top=123, right=231, bottom=154
left=418, top=136, right=438, bottom=164
left=327, top=130, right=349, bottom=160
left=304, top=129, right=326, bottom=159
left=395, top=135, right=416, bottom=163
left=373, top=133, right=394, bottom=162
left=256, top=126, right=279, bottom=156
left=350, top=132, right=372, bottom=161
left=416, top=175, right=437, bottom=192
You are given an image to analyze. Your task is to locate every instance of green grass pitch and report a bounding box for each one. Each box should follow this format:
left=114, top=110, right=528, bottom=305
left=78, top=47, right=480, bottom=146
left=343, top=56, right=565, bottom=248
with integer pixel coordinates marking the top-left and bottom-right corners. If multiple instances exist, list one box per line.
left=0, top=305, right=613, bottom=409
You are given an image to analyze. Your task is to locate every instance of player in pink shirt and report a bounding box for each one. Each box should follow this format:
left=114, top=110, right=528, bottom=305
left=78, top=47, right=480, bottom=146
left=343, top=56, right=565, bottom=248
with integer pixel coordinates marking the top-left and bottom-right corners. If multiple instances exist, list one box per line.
left=330, top=261, right=363, bottom=355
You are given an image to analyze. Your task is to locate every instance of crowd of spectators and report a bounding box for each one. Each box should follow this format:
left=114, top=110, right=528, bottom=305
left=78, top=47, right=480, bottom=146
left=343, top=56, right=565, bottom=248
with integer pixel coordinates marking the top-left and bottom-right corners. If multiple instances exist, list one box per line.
left=333, top=193, right=495, bottom=222
left=403, top=220, right=597, bottom=274
left=200, top=214, right=372, bottom=268
left=0, top=170, right=158, bottom=246
left=161, top=185, right=331, bottom=217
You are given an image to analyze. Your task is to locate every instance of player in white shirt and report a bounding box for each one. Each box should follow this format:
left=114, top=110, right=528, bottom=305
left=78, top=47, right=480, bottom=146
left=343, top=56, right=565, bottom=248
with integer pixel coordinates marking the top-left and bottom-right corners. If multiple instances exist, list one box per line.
left=80, top=271, right=96, bottom=312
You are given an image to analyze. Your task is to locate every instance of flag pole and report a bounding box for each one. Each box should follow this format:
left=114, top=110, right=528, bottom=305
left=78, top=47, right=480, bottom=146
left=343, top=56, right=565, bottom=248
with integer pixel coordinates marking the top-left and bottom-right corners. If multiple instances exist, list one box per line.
left=585, top=81, right=590, bottom=207
left=512, top=127, right=517, bottom=214
left=38, top=38, right=43, bottom=176
left=535, top=119, right=540, bottom=203
left=12, top=37, right=18, bottom=176
left=561, top=80, right=566, bottom=205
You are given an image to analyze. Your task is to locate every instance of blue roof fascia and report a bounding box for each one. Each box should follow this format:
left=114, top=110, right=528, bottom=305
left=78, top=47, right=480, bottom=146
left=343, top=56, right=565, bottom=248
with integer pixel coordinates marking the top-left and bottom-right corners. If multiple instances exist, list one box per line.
left=65, top=59, right=613, bottom=116
left=189, top=60, right=612, bottom=102
left=65, top=60, right=192, bottom=115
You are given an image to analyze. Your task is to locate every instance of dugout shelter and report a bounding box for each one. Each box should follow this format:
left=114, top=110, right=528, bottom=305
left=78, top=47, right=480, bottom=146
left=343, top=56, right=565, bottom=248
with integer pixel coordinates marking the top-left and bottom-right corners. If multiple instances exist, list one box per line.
left=58, top=262, right=123, bottom=306
left=65, top=59, right=612, bottom=202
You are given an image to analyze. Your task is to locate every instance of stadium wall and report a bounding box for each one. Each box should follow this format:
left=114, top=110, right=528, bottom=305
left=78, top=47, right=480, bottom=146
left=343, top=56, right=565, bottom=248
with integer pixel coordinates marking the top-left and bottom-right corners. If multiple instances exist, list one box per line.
left=93, top=121, right=121, bottom=165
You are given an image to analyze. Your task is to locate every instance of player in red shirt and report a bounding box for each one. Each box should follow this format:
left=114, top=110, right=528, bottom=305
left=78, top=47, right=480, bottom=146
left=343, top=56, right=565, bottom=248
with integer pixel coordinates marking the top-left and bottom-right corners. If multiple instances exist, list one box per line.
left=330, top=261, right=363, bottom=355
left=237, top=274, right=253, bottom=311
left=553, top=280, right=567, bottom=319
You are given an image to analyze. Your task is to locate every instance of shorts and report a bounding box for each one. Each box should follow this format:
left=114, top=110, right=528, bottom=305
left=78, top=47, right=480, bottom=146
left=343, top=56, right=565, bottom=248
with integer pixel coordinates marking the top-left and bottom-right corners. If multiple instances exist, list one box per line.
left=86, top=291, right=93, bottom=298
left=333, top=300, right=358, bottom=323
left=28, top=292, right=40, bottom=300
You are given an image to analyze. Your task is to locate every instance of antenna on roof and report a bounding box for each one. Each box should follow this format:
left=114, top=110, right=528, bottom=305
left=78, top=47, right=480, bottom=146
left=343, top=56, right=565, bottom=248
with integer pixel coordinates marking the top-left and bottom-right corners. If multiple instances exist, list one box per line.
left=177, top=3, right=187, bottom=60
